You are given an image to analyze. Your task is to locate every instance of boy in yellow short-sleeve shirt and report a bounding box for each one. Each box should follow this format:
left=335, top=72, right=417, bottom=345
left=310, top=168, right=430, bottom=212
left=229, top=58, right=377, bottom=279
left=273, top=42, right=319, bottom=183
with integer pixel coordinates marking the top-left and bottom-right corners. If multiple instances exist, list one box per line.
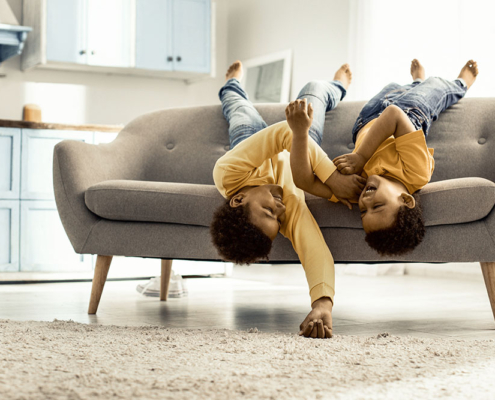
left=329, top=59, right=479, bottom=255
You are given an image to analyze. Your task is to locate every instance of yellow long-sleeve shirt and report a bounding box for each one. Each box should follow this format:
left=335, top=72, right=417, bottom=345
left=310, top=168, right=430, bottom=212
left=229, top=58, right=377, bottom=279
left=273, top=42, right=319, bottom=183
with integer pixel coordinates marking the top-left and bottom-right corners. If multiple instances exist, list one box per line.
left=213, top=121, right=337, bottom=304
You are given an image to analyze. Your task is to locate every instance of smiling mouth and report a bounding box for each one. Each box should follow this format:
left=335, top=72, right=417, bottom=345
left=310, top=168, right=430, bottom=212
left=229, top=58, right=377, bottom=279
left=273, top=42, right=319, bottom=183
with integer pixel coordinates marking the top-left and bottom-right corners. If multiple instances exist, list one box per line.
left=362, top=185, right=377, bottom=198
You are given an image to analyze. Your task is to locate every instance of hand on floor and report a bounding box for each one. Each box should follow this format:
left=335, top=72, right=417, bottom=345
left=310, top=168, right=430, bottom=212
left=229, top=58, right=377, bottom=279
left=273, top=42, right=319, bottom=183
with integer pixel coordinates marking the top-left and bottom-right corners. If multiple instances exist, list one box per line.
left=299, top=297, right=333, bottom=339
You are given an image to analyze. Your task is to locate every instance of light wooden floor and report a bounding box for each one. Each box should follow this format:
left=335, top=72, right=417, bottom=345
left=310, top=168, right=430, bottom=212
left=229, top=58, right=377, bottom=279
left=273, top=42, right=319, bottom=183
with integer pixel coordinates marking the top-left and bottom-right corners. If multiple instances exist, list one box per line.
left=1, top=265, right=494, bottom=340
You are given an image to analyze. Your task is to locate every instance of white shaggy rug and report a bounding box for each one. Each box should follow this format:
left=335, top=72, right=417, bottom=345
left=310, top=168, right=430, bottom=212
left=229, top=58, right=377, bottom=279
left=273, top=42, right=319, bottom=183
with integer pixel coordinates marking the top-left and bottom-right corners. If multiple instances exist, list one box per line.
left=1, top=319, right=495, bottom=399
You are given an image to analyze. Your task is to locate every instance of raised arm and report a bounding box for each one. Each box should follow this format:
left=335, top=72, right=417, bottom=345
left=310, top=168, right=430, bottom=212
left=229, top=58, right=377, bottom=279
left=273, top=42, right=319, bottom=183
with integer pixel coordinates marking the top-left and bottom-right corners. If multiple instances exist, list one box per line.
left=286, top=99, right=335, bottom=198
left=333, top=104, right=417, bottom=175
left=286, top=99, right=366, bottom=209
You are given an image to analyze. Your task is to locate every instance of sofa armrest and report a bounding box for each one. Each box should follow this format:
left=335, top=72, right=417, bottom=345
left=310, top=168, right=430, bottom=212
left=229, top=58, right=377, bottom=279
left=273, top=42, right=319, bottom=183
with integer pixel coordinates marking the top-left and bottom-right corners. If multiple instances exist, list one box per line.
left=53, top=135, right=147, bottom=253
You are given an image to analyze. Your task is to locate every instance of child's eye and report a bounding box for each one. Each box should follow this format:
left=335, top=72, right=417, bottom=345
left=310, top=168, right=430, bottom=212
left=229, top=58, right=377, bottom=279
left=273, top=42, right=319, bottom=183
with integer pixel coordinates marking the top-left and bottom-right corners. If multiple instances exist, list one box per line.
left=373, top=204, right=383, bottom=209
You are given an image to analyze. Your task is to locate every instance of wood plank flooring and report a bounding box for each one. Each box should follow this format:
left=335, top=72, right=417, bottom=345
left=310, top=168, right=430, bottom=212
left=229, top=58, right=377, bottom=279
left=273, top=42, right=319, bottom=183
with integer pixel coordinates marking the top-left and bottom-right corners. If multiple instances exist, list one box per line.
left=1, top=265, right=494, bottom=339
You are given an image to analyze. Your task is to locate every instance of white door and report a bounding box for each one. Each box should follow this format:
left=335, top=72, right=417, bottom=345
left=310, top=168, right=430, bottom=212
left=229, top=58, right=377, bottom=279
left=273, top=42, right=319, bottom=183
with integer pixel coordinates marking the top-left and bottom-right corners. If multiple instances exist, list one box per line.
left=86, top=0, right=134, bottom=67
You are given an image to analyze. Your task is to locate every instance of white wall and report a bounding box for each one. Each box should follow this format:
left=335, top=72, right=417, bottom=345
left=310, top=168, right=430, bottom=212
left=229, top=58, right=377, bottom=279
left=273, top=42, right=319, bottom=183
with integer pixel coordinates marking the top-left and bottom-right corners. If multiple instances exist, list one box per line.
left=0, top=0, right=228, bottom=125
left=226, top=0, right=351, bottom=101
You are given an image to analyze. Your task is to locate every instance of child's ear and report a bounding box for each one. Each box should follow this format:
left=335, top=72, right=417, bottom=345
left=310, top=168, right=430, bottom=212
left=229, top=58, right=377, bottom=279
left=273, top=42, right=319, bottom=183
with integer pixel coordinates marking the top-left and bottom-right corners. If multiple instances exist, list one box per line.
left=229, top=193, right=245, bottom=208
left=401, top=193, right=416, bottom=209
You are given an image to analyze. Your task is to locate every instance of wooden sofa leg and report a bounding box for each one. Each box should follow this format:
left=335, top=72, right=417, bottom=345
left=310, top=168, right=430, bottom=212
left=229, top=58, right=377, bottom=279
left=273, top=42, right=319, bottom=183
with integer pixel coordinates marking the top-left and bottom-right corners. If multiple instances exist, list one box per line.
left=160, top=259, right=173, bottom=301
left=88, top=255, right=113, bottom=314
left=480, top=262, right=495, bottom=320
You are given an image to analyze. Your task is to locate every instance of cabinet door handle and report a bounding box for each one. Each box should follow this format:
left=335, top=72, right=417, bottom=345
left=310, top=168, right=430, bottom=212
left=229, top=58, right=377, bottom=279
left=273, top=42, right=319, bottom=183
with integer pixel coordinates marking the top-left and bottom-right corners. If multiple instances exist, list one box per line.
left=91, top=51, right=95, bottom=55
left=167, top=56, right=173, bottom=62
left=176, top=56, right=182, bottom=62
left=79, top=50, right=86, bottom=55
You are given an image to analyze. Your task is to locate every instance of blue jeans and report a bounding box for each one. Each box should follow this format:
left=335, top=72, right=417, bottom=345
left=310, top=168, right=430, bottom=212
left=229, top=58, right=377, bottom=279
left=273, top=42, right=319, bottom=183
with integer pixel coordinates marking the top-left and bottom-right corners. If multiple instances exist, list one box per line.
left=219, top=78, right=347, bottom=149
left=351, top=77, right=467, bottom=143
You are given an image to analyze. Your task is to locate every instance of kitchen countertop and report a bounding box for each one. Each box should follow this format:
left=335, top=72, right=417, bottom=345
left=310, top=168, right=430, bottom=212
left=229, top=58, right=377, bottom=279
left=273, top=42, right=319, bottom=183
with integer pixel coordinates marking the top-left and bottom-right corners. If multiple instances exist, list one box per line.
left=0, top=119, right=124, bottom=133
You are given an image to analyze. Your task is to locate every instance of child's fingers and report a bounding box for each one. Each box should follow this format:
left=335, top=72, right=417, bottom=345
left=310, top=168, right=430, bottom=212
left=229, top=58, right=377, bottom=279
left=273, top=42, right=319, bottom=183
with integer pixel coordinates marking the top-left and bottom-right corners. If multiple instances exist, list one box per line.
left=310, top=320, right=318, bottom=338
left=308, top=103, right=314, bottom=119
left=341, top=199, right=352, bottom=210
left=357, top=176, right=367, bottom=185
left=324, top=325, right=333, bottom=338
left=317, top=320, right=324, bottom=338
left=300, top=321, right=314, bottom=337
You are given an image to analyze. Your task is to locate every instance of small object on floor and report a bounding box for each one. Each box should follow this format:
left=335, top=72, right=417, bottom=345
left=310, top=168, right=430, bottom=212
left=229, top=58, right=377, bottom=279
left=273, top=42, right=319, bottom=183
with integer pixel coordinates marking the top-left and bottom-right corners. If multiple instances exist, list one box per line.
left=136, top=272, right=188, bottom=298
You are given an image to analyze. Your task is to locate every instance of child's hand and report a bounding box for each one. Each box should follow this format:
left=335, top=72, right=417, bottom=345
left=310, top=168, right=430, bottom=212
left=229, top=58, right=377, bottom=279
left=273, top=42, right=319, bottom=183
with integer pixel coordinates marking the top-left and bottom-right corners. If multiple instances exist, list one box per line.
left=325, top=170, right=366, bottom=209
left=285, top=99, right=313, bottom=136
left=299, top=297, right=333, bottom=339
left=333, top=153, right=367, bottom=175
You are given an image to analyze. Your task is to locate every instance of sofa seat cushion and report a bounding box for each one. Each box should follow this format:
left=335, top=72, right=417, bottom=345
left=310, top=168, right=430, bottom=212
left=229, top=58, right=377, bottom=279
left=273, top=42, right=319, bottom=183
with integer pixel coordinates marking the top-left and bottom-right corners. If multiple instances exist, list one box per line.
left=85, top=177, right=495, bottom=228
left=306, top=177, right=495, bottom=228
left=85, top=180, right=225, bottom=227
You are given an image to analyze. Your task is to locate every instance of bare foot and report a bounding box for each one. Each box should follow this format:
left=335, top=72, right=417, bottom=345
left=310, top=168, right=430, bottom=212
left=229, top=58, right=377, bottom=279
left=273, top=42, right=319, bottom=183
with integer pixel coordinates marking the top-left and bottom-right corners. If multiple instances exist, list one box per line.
left=458, top=59, right=479, bottom=89
left=225, top=60, right=243, bottom=81
left=333, top=63, right=352, bottom=90
left=410, top=59, right=425, bottom=81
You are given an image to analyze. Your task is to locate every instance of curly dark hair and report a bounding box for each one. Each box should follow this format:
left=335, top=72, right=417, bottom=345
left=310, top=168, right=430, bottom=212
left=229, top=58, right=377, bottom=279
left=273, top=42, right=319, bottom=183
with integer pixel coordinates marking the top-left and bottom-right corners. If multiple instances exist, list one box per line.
left=210, top=199, right=273, bottom=265
left=365, top=193, right=425, bottom=256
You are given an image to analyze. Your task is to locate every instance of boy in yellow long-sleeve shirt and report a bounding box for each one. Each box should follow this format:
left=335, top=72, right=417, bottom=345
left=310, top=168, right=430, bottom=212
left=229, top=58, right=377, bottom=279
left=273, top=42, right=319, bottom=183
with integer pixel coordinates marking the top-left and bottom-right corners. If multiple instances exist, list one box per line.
left=211, top=61, right=366, bottom=339
left=329, top=59, right=478, bottom=255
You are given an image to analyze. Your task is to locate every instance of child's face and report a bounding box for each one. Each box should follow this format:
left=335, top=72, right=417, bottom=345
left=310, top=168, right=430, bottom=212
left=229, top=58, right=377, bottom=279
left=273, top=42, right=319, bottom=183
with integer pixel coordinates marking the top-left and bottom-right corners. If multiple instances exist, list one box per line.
left=231, top=184, right=286, bottom=240
left=358, top=175, right=415, bottom=233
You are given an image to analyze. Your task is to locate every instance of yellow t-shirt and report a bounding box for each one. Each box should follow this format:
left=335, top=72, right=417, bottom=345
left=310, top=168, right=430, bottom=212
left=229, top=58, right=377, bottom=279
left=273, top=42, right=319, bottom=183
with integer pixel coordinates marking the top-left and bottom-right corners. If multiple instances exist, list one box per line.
left=213, top=121, right=337, bottom=304
left=331, top=119, right=435, bottom=202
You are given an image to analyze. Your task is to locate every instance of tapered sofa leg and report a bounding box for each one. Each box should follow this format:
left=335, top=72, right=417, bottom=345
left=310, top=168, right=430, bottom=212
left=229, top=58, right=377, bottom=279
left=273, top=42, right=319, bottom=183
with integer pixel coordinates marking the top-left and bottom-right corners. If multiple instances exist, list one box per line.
left=160, top=259, right=173, bottom=301
left=480, top=262, right=495, bottom=321
left=88, top=255, right=113, bottom=314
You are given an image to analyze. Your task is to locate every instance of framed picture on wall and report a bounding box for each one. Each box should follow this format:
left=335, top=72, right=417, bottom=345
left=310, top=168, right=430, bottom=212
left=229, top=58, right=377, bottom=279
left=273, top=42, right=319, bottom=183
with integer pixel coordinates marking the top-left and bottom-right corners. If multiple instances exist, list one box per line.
left=241, top=49, right=292, bottom=103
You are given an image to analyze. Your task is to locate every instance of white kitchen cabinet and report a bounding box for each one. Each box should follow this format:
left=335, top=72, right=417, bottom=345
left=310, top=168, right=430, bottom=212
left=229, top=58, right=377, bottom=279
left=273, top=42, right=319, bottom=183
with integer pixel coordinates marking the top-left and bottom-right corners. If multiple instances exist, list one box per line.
left=86, top=0, right=134, bottom=67
left=46, top=0, right=133, bottom=67
left=20, top=200, right=92, bottom=272
left=22, top=0, right=212, bottom=81
left=46, top=0, right=86, bottom=64
left=0, top=128, right=20, bottom=200
left=135, top=0, right=173, bottom=71
left=0, top=200, right=19, bottom=272
left=136, top=0, right=210, bottom=74
left=172, top=0, right=210, bottom=73
left=20, top=129, right=92, bottom=200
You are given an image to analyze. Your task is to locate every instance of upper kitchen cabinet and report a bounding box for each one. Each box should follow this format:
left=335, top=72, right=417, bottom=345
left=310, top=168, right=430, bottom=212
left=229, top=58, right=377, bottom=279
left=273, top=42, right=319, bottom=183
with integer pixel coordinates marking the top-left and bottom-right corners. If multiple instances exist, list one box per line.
left=136, top=0, right=210, bottom=74
left=22, top=0, right=212, bottom=80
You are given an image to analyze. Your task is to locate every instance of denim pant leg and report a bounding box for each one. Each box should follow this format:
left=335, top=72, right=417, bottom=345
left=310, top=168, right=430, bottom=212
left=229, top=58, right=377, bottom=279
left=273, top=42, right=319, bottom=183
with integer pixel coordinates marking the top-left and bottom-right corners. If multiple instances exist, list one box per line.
left=392, top=77, right=467, bottom=137
left=219, top=78, right=268, bottom=149
left=351, top=81, right=422, bottom=143
left=295, top=80, right=347, bottom=146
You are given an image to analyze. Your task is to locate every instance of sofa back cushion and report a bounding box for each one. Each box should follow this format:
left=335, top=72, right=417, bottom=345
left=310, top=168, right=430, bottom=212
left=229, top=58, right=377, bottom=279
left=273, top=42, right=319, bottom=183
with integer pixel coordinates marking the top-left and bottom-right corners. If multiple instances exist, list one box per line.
left=85, top=177, right=495, bottom=229
left=118, top=98, right=495, bottom=185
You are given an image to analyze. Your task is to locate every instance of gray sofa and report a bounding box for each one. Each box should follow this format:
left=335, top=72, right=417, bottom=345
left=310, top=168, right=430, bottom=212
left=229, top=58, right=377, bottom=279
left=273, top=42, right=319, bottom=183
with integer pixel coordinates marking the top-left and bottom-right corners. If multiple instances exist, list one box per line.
left=53, top=99, right=495, bottom=318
